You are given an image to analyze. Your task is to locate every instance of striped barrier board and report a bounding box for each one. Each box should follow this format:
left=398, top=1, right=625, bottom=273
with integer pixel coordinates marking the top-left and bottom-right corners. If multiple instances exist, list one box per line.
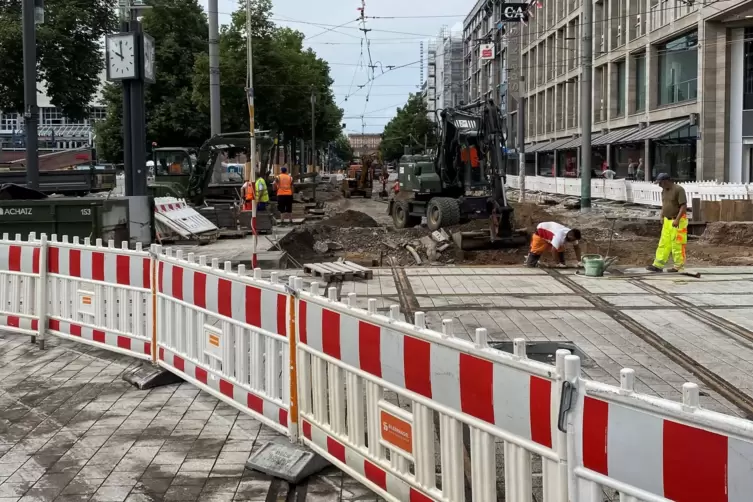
left=0, top=236, right=43, bottom=338
left=154, top=197, right=219, bottom=240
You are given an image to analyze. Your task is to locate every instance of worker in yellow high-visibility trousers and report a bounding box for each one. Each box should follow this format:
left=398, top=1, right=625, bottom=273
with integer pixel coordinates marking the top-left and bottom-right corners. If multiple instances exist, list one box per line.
left=647, top=172, right=688, bottom=273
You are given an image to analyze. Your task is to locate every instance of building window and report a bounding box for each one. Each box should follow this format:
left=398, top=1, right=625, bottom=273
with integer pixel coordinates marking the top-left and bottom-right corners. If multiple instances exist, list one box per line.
left=41, top=107, right=65, bottom=126
left=657, top=31, right=698, bottom=106
left=0, top=112, right=21, bottom=132
left=615, top=60, right=626, bottom=117
left=89, top=107, right=107, bottom=122
left=744, top=27, right=753, bottom=109
left=634, top=54, right=646, bottom=112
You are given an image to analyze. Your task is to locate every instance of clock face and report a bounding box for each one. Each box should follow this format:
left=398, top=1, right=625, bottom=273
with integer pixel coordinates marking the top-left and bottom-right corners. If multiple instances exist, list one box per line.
left=106, top=34, right=137, bottom=80
left=143, top=35, right=156, bottom=83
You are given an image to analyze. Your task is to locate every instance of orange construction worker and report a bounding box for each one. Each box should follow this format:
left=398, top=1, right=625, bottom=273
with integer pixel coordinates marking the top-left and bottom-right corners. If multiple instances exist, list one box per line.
left=241, top=180, right=254, bottom=211
left=274, top=167, right=294, bottom=225
left=525, top=222, right=582, bottom=268
left=647, top=172, right=688, bottom=273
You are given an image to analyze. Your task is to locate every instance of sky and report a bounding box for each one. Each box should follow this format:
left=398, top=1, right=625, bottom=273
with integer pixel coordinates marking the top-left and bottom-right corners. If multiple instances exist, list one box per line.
left=203, top=0, right=475, bottom=135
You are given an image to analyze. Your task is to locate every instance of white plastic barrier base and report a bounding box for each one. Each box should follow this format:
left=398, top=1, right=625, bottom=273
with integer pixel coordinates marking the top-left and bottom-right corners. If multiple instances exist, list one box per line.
left=154, top=197, right=219, bottom=239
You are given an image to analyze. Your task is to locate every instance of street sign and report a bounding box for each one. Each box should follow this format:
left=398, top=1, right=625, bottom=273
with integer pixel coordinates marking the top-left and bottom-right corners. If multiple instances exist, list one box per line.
left=502, top=3, right=529, bottom=22
left=480, top=43, right=495, bottom=60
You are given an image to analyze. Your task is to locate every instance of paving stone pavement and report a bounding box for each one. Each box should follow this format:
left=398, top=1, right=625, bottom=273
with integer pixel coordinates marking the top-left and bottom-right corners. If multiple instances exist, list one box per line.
left=0, top=334, right=380, bottom=502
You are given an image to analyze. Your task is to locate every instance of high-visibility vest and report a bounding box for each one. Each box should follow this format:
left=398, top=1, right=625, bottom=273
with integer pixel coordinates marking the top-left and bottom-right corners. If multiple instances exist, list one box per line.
left=276, top=174, right=293, bottom=196
left=255, top=178, right=269, bottom=202
left=242, top=182, right=254, bottom=201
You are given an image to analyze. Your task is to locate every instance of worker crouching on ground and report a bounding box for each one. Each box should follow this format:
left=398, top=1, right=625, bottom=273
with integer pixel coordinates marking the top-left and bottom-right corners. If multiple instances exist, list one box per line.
left=255, top=171, right=269, bottom=212
left=525, top=222, right=582, bottom=268
left=274, top=167, right=294, bottom=225
left=647, top=172, right=688, bottom=273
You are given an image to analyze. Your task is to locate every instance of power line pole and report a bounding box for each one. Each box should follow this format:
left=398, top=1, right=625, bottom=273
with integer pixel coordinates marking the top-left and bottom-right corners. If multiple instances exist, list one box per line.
left=208, top=0, right=221, bottom=136
left=245, top=0, right=258, bottom=268
left=22, top=0, right=43, bottom=190
left=580, top=0, right=593, bottom=209
left=310, top=86, right=317, bottom=200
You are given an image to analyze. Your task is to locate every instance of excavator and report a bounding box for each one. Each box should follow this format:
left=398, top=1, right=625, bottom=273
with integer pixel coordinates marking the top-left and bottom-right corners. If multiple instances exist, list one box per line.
left=388, top=99, right=528, bottom=250
left=341, top=152, right=378, bottom=198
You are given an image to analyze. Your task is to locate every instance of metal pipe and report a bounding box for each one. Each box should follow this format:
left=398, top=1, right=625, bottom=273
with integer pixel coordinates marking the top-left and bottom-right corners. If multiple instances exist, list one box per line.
left=580, top=0, right=593, bottom=209
left=208, top=0, right=221, bottom=135
left=22, top=0, right=40, bottom=190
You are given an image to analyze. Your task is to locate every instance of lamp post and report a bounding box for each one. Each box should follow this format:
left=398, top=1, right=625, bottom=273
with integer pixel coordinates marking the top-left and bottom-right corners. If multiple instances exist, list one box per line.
left=22, top=0, right=44, bottom=190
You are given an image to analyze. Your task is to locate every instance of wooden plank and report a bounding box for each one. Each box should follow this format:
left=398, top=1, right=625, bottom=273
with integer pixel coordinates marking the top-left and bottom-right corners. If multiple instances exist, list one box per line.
left=691, top=197, right=702, bottom=221
left=701, top=200, right=720, bottom=222
left=343, top=261, right=374, bottom=279
left=720, top=199, right=735, bottom=222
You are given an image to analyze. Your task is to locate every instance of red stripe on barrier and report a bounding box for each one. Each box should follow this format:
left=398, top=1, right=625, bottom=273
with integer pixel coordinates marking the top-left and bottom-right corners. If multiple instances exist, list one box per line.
left=279, top=409, right=288, bottom=427
left=48, top=246, right=59, bottom=274
left=219, top=379, right=234, bottom=399
left=409, top=488, right=434, bottom=502
left=248, top=393, right=264, bottom=414
left=322, top=309, right=341, bottom=359
left=116, top=255, right=130, bottom=285
left=172, top=266, right=184, bottom=301
left=276, top=294, right=287, bottom=337
left=117, top=336, right=131, bottom=350
left=174, top=355, right=185, bottom=372
left=359, top=321, right=382, bottom=377
left=459, top=354, right=494, bottom=423
left=404, top=336, right=432, bottom=398
left=93, top=329, right=105, bottom=343
left=144, top=342, right=151, bottom=355
left=31, top=319, right=38, bottom=331
left=8, top=246, right=20, bottom=272
left=195, top=367, right=208, bottom=385
left=299, top=301, right=308, bottom=344
left=529, top=376, right=552, bottom=448
left=582, top=396, right=609, bottom=475
left=303, top=420, right=312, bottom=439
left=32, top=248, right=40, bottom=274
left=246, top=286, right=261, bottom=327
left=194, top=272, right=207, bottom=309
left=71, top=324, right=82, bottom=337
left=7, top=316, right=19, bottom=328
left=70, top=249, right=81, bottom=278
left=218, top=279, right=232, bottom=318
left=326, top=437, right=346, bottom=463
left=364, top=461, right=387, bottom=490
left=92, top=252, right=105, bottom=281
left=663, top=420, right=727, bottom=502
left=142, top=258, right=151, bottom=289
left=159, top=347, right=165, bottom=360
left=49, top=319, right=60, bottom=331
left=158, top=262, right=164, bottom=293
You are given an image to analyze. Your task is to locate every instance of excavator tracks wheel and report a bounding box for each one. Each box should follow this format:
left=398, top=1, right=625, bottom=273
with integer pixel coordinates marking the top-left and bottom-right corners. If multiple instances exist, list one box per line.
left=392, top=201, right=411, bottom=229
left=426, top=197, right=460, bottom=231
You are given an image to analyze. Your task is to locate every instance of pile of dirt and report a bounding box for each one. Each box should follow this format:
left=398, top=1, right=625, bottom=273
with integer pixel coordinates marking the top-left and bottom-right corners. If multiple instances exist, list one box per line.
left=702, top=222, right=753, bottom=246
left=319, top=210, right=379, bottom=228
left=511, top=201, right=555, bottom=230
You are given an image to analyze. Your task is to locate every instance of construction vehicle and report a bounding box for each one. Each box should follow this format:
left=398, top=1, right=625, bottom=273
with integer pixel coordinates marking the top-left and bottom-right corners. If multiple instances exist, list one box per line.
left=341, top=153, right=376, bottom=198
left=388, top=100, right=527, bottom=250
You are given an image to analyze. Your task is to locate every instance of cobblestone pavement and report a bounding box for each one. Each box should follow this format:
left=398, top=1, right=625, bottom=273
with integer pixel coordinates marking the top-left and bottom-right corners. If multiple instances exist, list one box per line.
left=0, top=334, right=378, bottom=502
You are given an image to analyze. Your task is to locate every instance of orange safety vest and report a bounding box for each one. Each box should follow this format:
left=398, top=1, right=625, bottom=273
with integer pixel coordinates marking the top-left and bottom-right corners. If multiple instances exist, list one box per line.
left=243, top=182, right=254, bottom=201
left=276, top=174, right=293, bottom=196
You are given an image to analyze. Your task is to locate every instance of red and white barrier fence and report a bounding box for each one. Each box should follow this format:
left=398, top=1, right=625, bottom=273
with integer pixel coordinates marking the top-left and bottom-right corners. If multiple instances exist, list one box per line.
left=3, top=232, right=753, bottom=501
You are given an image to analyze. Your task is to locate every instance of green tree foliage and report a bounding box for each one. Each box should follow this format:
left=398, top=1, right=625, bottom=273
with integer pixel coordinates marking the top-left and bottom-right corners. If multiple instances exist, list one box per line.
left=379, top=94, right=436, bottom=163
left=332, top=134, right=353, bottom=162
left=96, top=0, right=210, bottom=162
left=191, top=0, right=343, bottom=148
left=0, top=0, right=115, bottom=120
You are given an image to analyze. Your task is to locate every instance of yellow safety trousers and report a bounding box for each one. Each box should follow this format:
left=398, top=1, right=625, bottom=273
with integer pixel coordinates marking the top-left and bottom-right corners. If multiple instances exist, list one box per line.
left=653, top=216, right=688, bottom=270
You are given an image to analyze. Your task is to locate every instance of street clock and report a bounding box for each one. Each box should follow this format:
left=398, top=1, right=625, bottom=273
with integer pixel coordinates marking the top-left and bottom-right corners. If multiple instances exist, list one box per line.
left=106, top=33, right=138, bottom=81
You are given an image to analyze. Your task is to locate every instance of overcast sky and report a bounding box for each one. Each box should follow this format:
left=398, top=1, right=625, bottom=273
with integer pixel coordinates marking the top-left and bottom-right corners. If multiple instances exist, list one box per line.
left=203, top=0, right=474, bottom=135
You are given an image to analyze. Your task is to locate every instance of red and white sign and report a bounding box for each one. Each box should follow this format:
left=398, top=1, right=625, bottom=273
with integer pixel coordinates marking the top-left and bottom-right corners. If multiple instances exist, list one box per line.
left=480, top=43, right=495, bottom=60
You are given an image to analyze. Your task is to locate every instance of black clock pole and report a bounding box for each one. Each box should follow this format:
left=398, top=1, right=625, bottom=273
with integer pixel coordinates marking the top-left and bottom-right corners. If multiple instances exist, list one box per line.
left=122, top=19, right=133, bottom=196
left=130, top=19, right=147, bottom=196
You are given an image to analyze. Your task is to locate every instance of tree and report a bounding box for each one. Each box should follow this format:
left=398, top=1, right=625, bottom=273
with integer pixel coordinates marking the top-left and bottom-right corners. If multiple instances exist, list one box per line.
left=96, top=0, right=210, bottom=162
left=332, top=134, right=353, bottom=162
left=379, top=94, right=436, bottom=163
left=0, top=0, right=115, bottom=120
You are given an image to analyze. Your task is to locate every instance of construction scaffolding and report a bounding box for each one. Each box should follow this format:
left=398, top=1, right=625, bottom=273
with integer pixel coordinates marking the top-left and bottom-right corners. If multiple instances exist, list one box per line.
left=426, top=26, right=464, bottom=122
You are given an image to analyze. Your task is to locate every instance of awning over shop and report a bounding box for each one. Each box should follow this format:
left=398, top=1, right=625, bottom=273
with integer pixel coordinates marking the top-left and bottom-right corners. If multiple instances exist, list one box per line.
left=534, top=137, right=573, bottom=153
left=557, top=133, right=603, bottom=150
left=591, top=126, right=640, bottom=146
left=614, top=119, right=690, bottom=144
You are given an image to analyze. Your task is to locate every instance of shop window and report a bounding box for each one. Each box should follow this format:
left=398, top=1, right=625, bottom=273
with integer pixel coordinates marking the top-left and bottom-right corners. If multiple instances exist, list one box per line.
left=615, top=60, right=626, bottom=117
left=634, top=54, right=646, bottom=112
left=657, top=31, right=698, bottom=106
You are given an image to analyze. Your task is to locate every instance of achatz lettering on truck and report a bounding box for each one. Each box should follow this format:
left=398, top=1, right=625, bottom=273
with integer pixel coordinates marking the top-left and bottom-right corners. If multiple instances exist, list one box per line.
left=0, top=208, right=33, bottom=216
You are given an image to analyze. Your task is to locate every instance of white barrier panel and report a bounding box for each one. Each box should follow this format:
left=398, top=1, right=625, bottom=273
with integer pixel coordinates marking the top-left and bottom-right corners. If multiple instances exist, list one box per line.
left=563, top=356, right=753, bottom=502
left=296, top=286, right=568, bottom=502
left=46, top=236, right=153, bottom=360
left=156, top=248, right=291, bottom=435
left=0, top=233, right=43, bottom=339
left=154, top=197, right=219, bottom=239
left=514, top=176, right=753, bottom=207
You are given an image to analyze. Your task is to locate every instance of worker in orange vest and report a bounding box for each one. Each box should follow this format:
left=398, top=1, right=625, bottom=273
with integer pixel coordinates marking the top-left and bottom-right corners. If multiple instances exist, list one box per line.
left=241, top=180, right=254, bottom=211
left=274, top=167, right=294, bottom=225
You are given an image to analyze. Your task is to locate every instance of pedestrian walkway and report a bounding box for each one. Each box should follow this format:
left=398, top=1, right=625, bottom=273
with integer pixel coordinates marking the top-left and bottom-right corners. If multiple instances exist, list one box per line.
left=0, top=333, right=379, bottom=502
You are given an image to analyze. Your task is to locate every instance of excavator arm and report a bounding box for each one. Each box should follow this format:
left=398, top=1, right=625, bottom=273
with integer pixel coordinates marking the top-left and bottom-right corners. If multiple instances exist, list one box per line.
left=185, top=133, right=250, bottom=205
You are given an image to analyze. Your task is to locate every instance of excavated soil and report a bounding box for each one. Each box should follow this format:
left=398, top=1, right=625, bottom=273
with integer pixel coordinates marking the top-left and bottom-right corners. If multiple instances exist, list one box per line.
left=320, top=210, right=379, bottom=228
left=702, top=222, right=753, bottom=246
